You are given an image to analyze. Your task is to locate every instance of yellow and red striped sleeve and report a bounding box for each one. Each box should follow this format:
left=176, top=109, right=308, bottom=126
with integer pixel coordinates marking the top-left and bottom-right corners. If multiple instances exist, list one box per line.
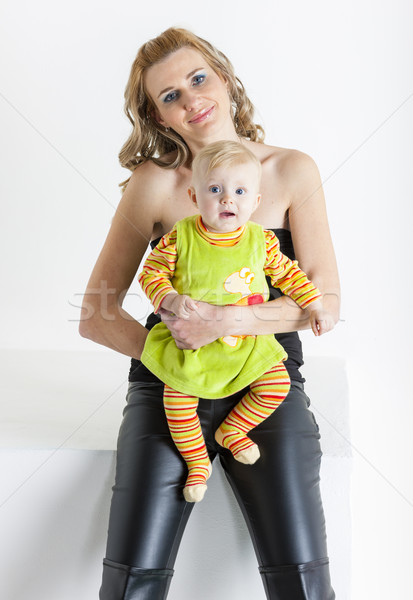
left=138, top=227, right=178, bottom=312
left=263, top=229, right=322, bottom=309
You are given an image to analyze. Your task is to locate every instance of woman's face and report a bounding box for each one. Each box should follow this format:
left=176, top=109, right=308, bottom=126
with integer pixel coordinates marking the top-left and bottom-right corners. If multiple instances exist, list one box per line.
left=144, top=47, right=235, bottom=148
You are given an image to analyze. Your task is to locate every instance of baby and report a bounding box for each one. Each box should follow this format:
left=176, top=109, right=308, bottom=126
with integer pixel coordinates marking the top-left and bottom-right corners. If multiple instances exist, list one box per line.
left=138, top=140, right=334, bottom=502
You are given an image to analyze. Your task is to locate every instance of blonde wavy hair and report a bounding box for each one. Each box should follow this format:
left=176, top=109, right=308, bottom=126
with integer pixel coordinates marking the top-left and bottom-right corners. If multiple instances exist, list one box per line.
left=119, top=27, right=265, bottom=190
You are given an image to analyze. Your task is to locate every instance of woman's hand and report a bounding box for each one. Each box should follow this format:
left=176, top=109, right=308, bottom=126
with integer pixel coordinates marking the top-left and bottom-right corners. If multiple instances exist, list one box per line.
left=158, top=300, right=226, bottom=349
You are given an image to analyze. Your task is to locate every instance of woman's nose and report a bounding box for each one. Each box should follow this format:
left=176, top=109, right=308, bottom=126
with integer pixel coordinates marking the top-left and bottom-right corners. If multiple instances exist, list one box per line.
left=182, top=90, right=201, bottom=112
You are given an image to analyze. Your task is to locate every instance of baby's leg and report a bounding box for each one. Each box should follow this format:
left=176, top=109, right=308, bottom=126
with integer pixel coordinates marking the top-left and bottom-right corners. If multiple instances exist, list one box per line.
left=215, top=362, right=291, bottom=464
left=163, top=385, right=212, bottom=503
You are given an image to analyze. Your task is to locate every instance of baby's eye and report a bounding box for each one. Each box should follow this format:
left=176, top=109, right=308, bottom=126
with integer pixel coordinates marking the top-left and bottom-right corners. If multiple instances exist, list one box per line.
left=235, top=188, right=246, bottom=195
left=192, top=73, right=206, bottom=86
left=209, top=185, right=221, bottom=193
left=163, top=91, right=179, bottom=103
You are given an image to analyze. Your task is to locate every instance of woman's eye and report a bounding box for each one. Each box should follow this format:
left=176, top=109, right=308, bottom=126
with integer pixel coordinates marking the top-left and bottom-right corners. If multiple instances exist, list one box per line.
left=192, top=73, right=206, bottom=86
left=209, top=185, right=221, bottom=193
left=235, top=188, right=245, bottom=195
left=163, top=74, right=205, bottom=103
left=163, top=91, right=179, bottom=103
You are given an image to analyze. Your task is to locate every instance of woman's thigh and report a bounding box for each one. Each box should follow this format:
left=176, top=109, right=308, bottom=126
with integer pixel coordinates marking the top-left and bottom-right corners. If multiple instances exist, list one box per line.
left=105, top=378, right=328, bottom=570
left=216, top=381, right=329, bottom=566
left=104, top=380, right=197, bottom=569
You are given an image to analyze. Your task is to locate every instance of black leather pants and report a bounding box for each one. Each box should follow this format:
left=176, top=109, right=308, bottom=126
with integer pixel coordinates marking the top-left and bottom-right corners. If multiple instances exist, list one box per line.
left=100, top=379, right=335, bottom=600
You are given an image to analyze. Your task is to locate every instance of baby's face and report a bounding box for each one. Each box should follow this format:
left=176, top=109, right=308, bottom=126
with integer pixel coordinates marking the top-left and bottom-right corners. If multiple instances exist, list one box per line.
left=189, top=162, right=261, bottom=233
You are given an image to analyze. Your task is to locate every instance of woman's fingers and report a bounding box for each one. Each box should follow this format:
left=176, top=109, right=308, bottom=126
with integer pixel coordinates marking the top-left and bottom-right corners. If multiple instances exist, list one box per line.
left=159, top=302, right=224, bottom=349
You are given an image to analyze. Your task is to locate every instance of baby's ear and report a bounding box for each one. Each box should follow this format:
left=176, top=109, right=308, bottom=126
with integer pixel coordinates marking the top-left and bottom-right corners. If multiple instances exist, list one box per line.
left=188, top=186, right=198, bottom=206
left=254, top=193, right=261, bottom=212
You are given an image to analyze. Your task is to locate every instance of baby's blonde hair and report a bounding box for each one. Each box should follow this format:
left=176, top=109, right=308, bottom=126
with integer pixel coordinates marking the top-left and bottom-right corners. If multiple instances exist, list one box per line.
left=192, top=141, right=262, bottom=185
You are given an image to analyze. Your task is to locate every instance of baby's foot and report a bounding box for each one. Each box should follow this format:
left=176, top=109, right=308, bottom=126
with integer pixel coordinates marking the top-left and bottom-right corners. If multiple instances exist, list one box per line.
left=183, top=483, right=208, bottom=503
left=215, top=427, right=260, bottom=465
left=233, top=444, right=260, bottom=465
left=183, top=462, right=212, bottom=503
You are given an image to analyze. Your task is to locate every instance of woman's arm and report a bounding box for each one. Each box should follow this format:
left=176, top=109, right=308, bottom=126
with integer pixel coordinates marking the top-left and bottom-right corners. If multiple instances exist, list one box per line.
left=78, top=162, right=166, bottom=359
left=159, top=295, right=309, bottom=349
left=161, top=151, right=340, bottom=349
left=232, top=151, right=341, bottom=331
left=287, top=151, right=341, bottom=320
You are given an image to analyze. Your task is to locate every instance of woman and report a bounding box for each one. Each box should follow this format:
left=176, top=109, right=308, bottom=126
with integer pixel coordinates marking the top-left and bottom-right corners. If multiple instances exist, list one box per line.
left=80, top=27, right=340, bottom=600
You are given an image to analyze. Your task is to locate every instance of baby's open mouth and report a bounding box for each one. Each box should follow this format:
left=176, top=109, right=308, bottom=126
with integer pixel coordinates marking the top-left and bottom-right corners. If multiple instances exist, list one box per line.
left=220, top=211, right=235, bottom=217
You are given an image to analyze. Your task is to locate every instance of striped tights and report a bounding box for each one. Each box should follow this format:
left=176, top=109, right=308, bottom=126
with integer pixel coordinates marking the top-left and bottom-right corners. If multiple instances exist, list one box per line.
left=163, top=362, right=290, bottom=502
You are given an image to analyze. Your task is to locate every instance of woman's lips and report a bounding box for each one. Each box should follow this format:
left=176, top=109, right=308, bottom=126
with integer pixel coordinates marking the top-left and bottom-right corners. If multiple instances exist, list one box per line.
left=188, top=106, right=215, bottom=124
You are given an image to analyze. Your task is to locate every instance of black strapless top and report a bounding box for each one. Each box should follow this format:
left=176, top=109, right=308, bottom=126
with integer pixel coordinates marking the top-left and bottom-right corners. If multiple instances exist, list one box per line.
left=129, top=228, right=305, bottom=384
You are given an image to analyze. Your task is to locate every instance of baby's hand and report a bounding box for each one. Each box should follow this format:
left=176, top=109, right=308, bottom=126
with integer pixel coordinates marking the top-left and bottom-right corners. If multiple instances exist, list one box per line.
left=309, top=307, right=335, bottom=336
left=160, top=293, right=198, bottom=320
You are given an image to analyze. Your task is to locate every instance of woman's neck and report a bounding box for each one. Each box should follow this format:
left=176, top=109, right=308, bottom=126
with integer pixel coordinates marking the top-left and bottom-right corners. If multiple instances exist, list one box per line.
left=185, top=123, right=242, bottom=158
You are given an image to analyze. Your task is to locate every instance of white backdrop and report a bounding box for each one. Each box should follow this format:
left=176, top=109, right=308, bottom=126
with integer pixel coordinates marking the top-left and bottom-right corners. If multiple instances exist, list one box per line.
left=1, top=1, right=413, bottom=598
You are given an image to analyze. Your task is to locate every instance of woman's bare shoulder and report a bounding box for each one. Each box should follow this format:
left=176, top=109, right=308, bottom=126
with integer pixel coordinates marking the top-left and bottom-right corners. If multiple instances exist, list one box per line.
left=123, top=159, right=177, bottom=210
left=122, top=157, right=192, bottom=237
left=127, top=158, right=178, bottom=190
left=247, top=140, right=317, bottom=174
left=248, top=142, right=322, bottom=206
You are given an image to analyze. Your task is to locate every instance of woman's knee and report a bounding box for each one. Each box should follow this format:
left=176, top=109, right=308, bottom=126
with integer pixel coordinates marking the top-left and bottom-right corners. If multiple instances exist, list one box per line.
left=259, top=558, right=335, bottom=600
left=100, top=558, right=174, bottom=600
